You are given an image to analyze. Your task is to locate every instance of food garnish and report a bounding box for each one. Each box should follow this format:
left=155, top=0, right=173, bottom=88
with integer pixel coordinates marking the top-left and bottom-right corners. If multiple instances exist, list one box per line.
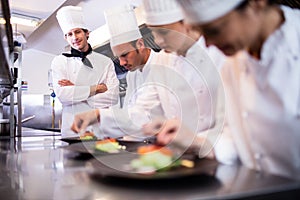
left=95, top=138, right=125, bottom=153
left=130, top=145, right=190, bottom=173
left=79, top=131, right=97, bottom=140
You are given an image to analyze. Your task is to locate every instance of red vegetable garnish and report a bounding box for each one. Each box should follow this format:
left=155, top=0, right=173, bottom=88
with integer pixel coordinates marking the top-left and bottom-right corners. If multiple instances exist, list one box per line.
left=96, top=138, right=117, bottom=145
left=137, top=145, right=173, bottom=156
left=81, top=131, right=95, bottom=137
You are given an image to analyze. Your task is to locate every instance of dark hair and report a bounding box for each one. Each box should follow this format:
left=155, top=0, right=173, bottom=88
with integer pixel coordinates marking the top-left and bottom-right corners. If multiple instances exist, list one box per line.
left=140, top=24, right=161, bottom=52
left=64, top=28, right=89, bottom=39
left=235, top=0, right=249, bottom=10
left=274, top=0, right=300, bottom=8
left=82, top=28, right=89, bottom=40
left=128, top=25, right=161, bottom=52
left=129, top=40, right=138, bottom=48
left=235, top=0, right=276, bottom=11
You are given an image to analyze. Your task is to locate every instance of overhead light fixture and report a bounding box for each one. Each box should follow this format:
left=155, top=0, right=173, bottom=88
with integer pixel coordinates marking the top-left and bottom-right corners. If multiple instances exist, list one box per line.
left=0, top=13, right=42, bottom=27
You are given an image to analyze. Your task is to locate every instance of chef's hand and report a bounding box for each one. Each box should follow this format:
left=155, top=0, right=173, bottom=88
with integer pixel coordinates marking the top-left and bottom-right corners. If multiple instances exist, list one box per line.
left=90, top=83, right=107, bottom=97
left=58, top=79, right=74, bottom=86
left=71, top=109, right=100, bottom=134
left=143, top=118, right=215, bottom=158
left=96, top=83, right=107, bottom=93
left=143, top=118, right=191, bottom=146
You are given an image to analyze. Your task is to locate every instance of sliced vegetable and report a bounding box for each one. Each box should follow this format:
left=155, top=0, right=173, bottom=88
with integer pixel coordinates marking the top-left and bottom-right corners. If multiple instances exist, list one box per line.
left=80, top=131, right=97, bottom=140
left=131, top=145, right=182, bottom=172
left=137, top=145, right=173, bottom=156
left=95, top=138, right=122, bottom=153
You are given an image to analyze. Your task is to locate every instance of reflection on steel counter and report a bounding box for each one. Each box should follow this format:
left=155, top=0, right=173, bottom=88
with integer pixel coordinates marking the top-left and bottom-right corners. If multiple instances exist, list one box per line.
left=3, top=104, right=62, bottom=132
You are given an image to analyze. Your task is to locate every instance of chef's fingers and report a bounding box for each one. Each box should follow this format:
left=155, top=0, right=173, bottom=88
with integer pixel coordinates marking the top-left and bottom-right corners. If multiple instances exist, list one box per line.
left=71, top=116, right=83, bottom=133
left=77, top=119, right=90, bottom=134
left=156, top=122, right=179, bottom=145
left=156, top=132, right=174, bottom=145
left=58, top=79, right=74, bottom=86
left=142, top=118, right=166, bottom=136
left=96, top=83, right=108, bottom=93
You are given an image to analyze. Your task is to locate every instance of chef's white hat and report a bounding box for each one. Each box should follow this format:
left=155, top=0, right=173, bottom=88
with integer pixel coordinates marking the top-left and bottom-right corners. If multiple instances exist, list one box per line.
left=176, top=0, right=244, bottom=25
left=104, top=4, right=142, bottom=47
left=142, top=0, right=183, bottom=26
left=56, top=6, right=88, bottom=34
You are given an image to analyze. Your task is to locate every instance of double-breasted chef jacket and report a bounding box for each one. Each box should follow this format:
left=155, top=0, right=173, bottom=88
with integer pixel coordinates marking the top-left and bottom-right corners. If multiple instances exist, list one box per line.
left=51, top=51, right=119, bottom=137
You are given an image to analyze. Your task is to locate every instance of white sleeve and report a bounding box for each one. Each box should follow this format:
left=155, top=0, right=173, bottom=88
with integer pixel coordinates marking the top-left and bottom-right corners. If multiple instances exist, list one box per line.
left=213, top=123, right=239, bottom=165
left=87, top=61, right=119, bottom=108
left=51, top=56, right=90, bottom=105
left=99, top=83, right=164, bottom=139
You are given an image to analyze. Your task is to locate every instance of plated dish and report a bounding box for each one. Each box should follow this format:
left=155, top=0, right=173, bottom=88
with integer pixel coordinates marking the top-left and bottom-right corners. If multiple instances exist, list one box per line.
left=130, top=145, right=194, bottom=173
left=60, top=131, right=99, bottom=144
left=60, top=137, right=98, bottom=144
left=64, top=139, right=147, bottom=155
left=88, top=153, right=218, bottom=180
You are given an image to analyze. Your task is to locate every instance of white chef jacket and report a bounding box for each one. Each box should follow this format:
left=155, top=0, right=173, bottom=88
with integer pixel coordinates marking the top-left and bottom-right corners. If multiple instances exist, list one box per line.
left=218, top=6, right=300, bottom=179
left=99, top=44, right=220, bottom=140
left=198, top=36, right=226, bottom=71
left=99, top=50, right=166, bottom=139
left=51, top=51, right=119, bottom=137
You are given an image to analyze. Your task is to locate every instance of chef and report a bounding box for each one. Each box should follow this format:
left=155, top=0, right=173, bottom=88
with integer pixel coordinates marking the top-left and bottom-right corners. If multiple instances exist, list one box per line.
left=51, top=6, right=119, bottom=138
left=71, top=4, right=170, bottom=139
left=145, top=0, right=300, bottom=179
left=71, top=4, right=217, bottom=142
left=140, top=0, right=236, bottom=163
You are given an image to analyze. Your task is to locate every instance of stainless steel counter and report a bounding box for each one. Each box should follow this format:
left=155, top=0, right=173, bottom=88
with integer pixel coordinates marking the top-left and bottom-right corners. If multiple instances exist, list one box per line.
left=0, top=129, right=299, bottom=200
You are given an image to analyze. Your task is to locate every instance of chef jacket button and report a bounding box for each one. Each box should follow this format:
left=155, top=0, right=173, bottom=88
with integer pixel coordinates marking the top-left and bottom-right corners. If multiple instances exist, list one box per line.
left=242, top=111, right=249, bottom=118
left=293, top=55, right=298, bottom=60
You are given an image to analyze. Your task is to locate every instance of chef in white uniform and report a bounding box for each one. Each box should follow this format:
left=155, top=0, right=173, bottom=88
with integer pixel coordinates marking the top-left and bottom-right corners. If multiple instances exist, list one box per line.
left=51, top=6, right=119, bottom=138
left=141, top=0, right=233, bottom=160
left=144, top=0, right=300, bottom=180
left=70, top=4, right=173, bottom=139
left=71, top=4, right=218, bottom=142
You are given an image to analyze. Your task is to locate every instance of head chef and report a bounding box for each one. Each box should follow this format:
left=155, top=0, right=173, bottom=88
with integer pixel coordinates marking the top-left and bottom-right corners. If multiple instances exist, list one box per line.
left=53, top=5, right=119, bottom=138
left=56, top=5, right=90, bottom=53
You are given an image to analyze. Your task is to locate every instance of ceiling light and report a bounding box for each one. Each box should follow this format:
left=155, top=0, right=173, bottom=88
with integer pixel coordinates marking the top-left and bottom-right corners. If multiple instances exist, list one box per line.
left=0, top=13, right=42, bottom=27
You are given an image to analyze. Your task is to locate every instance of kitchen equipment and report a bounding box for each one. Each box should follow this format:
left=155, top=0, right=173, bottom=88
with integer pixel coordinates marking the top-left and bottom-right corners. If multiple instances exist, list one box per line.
left=21, top=115, right=35, bottom=123
left=0, top=119, right=14, bottom=136
left=0, top=6, right=23, bottom=137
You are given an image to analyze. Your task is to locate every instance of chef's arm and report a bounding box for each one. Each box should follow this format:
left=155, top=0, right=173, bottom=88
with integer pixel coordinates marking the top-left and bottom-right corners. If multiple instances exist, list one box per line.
left=97, top=84, right=163, bottom=139
left=89, top=83, right=108, bottom=97
left=87, top=64, right=119, bottom=108
left=189, top=119, right=238, bottom=164
left=57, top=79, right=105, bottom=99
left=51, top=58, right=92, bottom=104
left=143, top=117, right=238, bottom=164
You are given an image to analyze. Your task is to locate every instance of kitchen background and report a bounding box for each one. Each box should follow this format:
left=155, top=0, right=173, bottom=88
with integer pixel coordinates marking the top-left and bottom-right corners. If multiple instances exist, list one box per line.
left=1, top=0, right=300, bottom=131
